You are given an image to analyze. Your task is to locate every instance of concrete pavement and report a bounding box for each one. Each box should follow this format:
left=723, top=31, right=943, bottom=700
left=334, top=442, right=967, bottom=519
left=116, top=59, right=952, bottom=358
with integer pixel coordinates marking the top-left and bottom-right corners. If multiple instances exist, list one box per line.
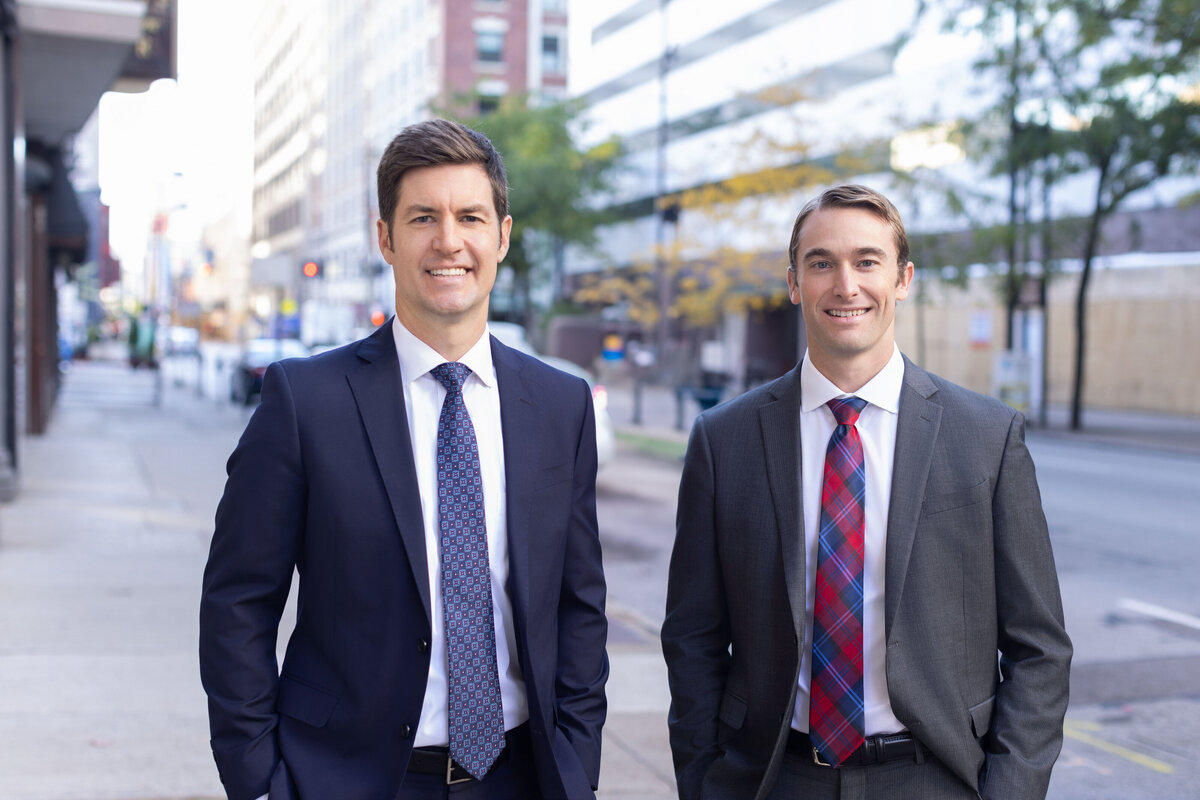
left=2, top=355, right=1198, bottom=799
left=0, top=361, right=240, bottom=799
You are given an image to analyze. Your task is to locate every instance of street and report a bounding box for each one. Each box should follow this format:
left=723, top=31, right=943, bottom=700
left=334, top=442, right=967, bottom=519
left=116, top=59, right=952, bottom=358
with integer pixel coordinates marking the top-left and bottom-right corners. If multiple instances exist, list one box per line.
left=1, top=354, right=1198, bottom=799
left=598, top=405, right=1200, bottom=800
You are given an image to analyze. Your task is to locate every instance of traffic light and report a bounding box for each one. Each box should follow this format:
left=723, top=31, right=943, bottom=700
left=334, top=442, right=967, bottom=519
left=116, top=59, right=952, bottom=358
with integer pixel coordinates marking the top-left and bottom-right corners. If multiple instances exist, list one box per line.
left=301, top=260, right=323, bottom=278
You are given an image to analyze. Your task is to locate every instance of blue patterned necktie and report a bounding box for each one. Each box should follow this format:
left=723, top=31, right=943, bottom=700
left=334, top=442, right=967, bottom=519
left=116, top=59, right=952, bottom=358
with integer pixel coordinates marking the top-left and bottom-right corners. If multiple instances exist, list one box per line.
left=810, top=396, right=868, bottom=767
left=431, top=362, right=504, bottom=779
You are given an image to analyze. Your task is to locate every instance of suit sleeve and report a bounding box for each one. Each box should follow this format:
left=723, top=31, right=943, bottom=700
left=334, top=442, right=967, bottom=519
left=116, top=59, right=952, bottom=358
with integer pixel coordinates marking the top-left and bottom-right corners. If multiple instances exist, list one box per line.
left=661, top=415, right=730, bottom=800
left=199, top=362, right=305, bottom=800
left=980, top=413, right=1072, bottom=800
left=553, top=378, right=610, bottom=789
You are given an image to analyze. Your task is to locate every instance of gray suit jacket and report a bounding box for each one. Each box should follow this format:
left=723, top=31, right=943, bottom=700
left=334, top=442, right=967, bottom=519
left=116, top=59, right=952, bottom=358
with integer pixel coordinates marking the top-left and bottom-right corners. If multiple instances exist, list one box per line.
left=661, top=357, right=1071, bottom=800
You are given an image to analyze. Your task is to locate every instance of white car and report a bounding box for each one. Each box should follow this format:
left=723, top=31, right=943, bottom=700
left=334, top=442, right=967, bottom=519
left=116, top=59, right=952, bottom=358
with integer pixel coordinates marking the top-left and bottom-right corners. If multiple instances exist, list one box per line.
left=489, top=322, right=616, bottom=469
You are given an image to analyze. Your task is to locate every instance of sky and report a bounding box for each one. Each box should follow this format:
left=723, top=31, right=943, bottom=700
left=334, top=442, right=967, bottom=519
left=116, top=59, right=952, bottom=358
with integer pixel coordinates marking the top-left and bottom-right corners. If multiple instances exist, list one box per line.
left=98, top=0, right=254, bottom=275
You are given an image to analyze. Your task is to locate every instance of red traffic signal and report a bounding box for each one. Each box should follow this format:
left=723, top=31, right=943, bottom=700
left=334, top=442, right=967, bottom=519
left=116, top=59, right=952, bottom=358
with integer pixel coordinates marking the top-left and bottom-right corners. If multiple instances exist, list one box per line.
left=302, top=260, right=321, bottom=278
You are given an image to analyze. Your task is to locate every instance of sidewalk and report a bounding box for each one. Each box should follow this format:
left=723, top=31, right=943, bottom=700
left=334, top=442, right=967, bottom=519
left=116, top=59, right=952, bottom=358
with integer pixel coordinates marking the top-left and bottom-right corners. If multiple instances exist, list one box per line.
left=602, top=377, right=1200, bottom=458
left=0, top=362, right=239, bottom=799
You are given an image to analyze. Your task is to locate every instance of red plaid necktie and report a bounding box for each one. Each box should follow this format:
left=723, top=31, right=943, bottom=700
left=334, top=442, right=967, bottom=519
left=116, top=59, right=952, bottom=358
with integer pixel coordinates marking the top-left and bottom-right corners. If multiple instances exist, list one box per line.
left=809, top=396, right=868, bottom=767
left=432, top=363, right=505, bottom=779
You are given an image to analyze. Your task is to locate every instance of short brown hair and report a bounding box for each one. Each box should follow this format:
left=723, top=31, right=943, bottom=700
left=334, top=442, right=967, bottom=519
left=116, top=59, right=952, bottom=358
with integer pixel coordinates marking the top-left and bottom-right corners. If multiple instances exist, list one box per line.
left=376, top=118, right=509, bottom=234
left=788, top=184, right=910, bottom=272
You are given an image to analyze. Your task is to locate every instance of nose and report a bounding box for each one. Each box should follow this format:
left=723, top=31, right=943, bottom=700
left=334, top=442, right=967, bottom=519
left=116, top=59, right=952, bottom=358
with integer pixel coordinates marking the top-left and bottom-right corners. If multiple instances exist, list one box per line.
left=432, top=218, right=463, bottom=253
left=833, top=264, right=859, bottom=297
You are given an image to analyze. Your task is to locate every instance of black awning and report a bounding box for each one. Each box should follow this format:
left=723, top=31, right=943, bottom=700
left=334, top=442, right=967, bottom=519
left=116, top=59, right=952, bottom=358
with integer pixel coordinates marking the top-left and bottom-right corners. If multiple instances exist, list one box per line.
left=26, top=146, right=89, bottom=264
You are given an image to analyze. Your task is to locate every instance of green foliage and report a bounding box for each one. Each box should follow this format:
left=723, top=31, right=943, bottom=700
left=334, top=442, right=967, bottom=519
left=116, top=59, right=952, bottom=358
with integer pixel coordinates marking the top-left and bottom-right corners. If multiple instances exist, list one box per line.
left=921, top=0, right=1200, bottom=217
left=453, top=94, right=624, bottom=282
left=915, top=0, right=1200, bottom=426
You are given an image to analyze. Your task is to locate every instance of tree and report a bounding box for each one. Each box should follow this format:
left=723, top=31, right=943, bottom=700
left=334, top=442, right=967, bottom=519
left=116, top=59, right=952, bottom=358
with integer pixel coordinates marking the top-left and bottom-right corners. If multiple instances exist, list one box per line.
left=454, top=95, right=623, bottom=326
left=572, top=86, right=872, bottom=357
left=918, top=0, right=1200, bottom=429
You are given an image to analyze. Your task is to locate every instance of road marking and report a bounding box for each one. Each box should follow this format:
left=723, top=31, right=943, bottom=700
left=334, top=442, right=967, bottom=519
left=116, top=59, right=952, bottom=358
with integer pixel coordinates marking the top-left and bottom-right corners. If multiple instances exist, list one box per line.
left=1063, top=720, right=1174, bottom=775
left=1117, top=598, right=1200, bottom=631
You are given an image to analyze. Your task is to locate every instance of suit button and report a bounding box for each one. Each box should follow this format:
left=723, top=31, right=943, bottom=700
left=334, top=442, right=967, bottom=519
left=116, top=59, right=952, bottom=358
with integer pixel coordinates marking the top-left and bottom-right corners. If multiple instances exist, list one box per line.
left=401, top=724, right=412, bottom=738
left=418, top=638, right=429, bottom=653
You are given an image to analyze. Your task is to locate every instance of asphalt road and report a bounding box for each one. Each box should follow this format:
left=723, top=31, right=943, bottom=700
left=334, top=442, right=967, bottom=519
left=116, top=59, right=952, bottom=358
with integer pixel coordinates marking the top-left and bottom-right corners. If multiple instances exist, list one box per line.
left=596, top=428, right=1200, bottom=800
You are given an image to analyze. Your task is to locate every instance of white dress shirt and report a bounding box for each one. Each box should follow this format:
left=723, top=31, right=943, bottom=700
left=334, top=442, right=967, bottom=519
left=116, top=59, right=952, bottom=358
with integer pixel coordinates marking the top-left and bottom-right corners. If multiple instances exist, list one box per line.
left=791, top=345, right=907, bottom=736
left=392, top=317, right=529, bottom=745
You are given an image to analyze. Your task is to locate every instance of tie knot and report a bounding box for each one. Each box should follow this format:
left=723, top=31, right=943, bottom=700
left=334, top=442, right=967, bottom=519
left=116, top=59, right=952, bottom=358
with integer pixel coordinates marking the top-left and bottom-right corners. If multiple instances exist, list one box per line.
left=828, top=396, right=867, bottom=426
left=432, top=362, right=472, bottom=393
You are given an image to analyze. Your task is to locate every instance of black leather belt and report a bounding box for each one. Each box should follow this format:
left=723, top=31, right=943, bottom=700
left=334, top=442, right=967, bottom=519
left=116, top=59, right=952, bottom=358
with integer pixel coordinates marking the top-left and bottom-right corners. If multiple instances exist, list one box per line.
left=788, top=729, right=919, bottom=767
left=408, top=724, right=526, bottom=785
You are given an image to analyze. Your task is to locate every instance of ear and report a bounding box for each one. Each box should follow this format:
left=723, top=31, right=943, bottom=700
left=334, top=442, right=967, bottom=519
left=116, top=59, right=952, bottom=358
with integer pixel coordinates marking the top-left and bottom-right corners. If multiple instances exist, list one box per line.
left=497, top=215, right=513, bottom=262
left=376, top=218, right=392, bottom=262
left=786, top=267, right=801, bottom=305
left=895, top=261, right=914, bottom=300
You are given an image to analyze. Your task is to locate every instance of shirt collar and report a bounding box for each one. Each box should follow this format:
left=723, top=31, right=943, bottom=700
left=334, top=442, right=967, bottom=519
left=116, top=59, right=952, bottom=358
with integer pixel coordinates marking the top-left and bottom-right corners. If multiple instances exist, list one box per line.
left=800, top=344, right=905, bottom=415
left=391, top=317, right=497, bottom=388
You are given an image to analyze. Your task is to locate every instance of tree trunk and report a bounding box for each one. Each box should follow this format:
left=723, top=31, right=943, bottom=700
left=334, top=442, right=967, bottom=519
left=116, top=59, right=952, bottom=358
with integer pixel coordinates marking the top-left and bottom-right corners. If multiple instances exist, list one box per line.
left=1071, top=164, right=1109, bottom=431
left=1004, top=0, right=1023, bottom=351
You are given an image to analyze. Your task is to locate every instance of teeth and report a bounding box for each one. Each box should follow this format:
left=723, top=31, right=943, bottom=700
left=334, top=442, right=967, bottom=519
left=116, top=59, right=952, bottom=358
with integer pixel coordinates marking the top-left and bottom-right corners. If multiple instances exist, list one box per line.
left=829, top=309, right=866, bottom=317
left=429, top=268, right=467, bottom=276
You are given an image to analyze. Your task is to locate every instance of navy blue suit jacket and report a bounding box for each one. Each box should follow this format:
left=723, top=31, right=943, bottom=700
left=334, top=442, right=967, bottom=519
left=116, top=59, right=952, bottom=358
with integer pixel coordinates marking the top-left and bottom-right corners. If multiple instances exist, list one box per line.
left=199, top=323, right=608, bottom=800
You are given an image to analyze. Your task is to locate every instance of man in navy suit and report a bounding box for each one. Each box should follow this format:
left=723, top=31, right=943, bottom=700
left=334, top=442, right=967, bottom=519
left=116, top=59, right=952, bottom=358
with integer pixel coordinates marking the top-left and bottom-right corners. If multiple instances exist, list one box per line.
left=200, top=119, right=608, bottom=800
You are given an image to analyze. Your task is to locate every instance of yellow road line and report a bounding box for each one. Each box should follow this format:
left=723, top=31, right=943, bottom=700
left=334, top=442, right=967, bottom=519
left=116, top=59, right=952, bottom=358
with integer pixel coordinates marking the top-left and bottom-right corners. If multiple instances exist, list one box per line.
left=1063, top=720, right=1174, bottom=775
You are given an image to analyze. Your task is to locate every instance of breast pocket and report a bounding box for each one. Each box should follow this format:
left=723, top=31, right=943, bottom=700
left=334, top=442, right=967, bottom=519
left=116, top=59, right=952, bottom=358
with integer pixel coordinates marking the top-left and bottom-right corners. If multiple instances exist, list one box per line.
left=921, top=479, right=990, bottom=517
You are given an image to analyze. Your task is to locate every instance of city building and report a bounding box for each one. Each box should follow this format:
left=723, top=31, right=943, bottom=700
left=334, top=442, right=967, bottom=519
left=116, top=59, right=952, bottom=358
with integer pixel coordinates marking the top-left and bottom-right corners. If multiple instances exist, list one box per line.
left=566, top=0, right=1200, bottom=418
left=1, top=0, right=173, bottom=500
left=565, top=0, right=975, bottom=386
left=248, top=0, right=569, bottom=347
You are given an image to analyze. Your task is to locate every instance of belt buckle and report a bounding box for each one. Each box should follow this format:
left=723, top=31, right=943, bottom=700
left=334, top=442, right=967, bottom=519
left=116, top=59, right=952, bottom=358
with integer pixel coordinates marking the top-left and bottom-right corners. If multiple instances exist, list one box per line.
left=446, top=756, right=473, bottom=785
left=811, top=745, right=832, bottom=767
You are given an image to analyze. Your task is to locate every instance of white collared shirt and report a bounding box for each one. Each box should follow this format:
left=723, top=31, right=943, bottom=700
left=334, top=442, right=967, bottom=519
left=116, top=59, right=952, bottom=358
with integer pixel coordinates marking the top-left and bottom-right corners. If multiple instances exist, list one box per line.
left=391, top=317, right=529, bottom=745
left=792, top=344, right=906, bottom=736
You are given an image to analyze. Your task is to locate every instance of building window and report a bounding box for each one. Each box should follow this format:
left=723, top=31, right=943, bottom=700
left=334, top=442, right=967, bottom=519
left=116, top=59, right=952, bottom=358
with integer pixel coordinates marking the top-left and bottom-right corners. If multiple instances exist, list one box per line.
left=543, top=0, right=565, bottom=11
left=476, top=30, right=504, bottom=63
left=541, top=35, right=562, bottom=74
left=478, top=94, right=500, bottom=115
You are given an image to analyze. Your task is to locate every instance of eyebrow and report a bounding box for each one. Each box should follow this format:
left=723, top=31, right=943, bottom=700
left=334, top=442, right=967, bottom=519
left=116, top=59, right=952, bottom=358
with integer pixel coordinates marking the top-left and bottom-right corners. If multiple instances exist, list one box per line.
left=401, top=203, right=492, bottom=218
left=801, top=246, right=888, bottom=262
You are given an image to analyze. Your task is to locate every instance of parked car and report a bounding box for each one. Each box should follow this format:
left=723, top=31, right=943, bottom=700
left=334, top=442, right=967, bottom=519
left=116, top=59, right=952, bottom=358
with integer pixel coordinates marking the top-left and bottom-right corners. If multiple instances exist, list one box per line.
left=538, top=353, right=617, bottom=469
left=160, top=325, right=200, bottom=357
left=488, top=322, right=616, bottom=469
left=229, top=337, right=311, bottom=405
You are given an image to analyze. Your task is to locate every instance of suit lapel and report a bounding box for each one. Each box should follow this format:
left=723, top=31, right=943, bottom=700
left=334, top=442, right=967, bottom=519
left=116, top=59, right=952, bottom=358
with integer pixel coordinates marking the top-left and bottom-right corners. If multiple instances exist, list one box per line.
left=493, top=338, right=538, bottom=628
left=346, top=323, right=431, bottom=623
left=884, top=357, right=941, bottom=635
left=760, top=367, right=807, bottom=637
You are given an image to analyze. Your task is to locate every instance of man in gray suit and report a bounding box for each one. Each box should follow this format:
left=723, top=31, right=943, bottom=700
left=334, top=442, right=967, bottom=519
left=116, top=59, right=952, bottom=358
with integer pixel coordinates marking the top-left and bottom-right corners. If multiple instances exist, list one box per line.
left=662, top=184, right=1071, bottom=800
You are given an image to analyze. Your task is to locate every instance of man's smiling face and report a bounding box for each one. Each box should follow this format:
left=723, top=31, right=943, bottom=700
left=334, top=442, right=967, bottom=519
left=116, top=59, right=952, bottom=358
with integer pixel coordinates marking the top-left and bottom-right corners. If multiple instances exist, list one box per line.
left=378, top=162, right=512, bottom=347
left=788, top=205, right=913, bottom=381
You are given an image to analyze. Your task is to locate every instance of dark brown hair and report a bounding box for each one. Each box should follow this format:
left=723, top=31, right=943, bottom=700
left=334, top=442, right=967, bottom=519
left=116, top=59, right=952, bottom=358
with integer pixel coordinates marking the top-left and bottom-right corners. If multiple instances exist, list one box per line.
left=788, top=184, right=910, bottom=274
left=376, top=118, right=508, bottom=234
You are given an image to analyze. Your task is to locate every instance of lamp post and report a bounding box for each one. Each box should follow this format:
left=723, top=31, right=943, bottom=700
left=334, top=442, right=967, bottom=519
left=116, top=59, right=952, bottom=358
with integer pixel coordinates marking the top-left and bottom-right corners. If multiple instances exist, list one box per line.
left=653, top=0, right=676, bottom=376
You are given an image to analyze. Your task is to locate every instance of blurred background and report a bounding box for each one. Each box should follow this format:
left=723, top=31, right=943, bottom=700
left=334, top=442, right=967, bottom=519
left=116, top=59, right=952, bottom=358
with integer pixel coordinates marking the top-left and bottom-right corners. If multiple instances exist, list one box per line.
left=3, top=0, right=1198, bottom=474
left=0, top=1, right=1198, bottom=798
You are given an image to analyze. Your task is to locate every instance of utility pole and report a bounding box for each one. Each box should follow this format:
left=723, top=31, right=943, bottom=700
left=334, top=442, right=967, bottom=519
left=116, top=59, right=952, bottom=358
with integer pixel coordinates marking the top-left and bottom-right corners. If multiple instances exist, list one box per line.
left=653, top=0, right=674, bottom=374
